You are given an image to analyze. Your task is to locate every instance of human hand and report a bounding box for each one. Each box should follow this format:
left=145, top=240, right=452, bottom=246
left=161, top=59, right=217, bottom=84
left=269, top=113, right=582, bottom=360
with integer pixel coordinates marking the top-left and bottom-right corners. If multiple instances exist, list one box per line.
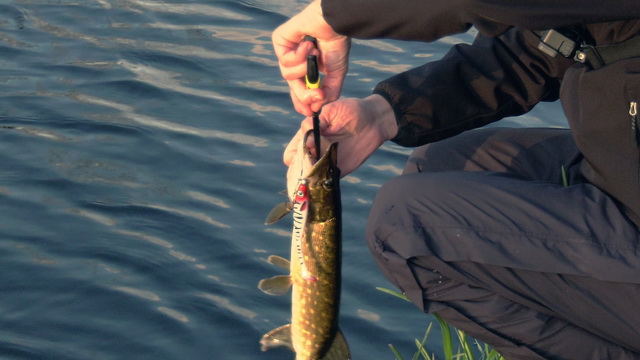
left=272, top=0, right=351, bottom=116
left=283, top=95, right=398, bottom=177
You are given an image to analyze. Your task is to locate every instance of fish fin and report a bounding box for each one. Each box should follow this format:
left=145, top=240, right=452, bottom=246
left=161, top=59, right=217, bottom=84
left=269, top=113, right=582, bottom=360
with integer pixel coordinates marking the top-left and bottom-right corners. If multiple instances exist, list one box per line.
left=260, top=324, right=294, bottom=352
left=267, top=255, right=291, bottom=270
left=258, top=275, right=292, bottom=296
left=320, top=328, right=351, bottom=360
left=264, top=202, right=292, bottom=225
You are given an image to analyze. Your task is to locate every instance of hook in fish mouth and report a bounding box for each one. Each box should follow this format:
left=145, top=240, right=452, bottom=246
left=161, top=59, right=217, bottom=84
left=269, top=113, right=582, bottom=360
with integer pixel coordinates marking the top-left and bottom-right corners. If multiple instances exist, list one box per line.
left=302, top=129, right=317, bottom=161
left=302, top=129, right=337, bottom=164
left=306, top=141, right=339, bottom=181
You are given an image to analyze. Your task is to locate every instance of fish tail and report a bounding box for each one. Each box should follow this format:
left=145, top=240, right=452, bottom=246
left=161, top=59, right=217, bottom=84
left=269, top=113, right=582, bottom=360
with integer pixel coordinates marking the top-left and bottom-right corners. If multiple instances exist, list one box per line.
left=320, top=328, right=350, bottom=360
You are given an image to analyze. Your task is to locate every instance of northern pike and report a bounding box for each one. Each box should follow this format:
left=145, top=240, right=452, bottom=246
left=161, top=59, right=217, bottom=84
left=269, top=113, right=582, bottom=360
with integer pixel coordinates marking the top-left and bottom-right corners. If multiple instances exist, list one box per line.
left=259, top=132, right=350, bottom=360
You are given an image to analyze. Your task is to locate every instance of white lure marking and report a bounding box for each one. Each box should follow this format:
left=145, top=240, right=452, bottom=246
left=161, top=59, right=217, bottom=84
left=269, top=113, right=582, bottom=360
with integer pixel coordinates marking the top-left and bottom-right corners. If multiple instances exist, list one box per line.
left=292, top=180, right=316, bottom=282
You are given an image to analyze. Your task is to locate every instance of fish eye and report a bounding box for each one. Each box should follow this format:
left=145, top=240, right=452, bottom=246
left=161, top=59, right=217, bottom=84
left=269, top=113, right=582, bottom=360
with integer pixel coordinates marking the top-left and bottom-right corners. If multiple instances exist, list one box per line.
left=296, top=190, right=305, bottom=197
left=322, top=179, right=333, bottom=190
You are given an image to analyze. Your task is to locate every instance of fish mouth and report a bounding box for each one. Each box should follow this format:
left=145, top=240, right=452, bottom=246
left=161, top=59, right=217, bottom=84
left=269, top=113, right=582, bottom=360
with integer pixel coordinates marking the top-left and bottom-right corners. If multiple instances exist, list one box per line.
left=300, top=128, right=339, bottom=178
left=307, top=141, right=339, bottom=179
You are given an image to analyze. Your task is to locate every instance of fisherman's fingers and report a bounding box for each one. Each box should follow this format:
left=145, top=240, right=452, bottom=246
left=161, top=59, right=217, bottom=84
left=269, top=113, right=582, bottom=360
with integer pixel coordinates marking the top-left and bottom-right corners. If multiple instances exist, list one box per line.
left=288, top=83, right=325, bottom=117
left=285, top=54, right=346, bottom=116
left=276, top=41, right=318, bottom=80
left=317, top=38, right=351, bottom=103
left=318, top=98, right=364, bottom=137
left=281, top=45, right=347, bottom=115
left=318, top=97, right=392, bottom=176
left=270, top=3, right=317, bottom=63
left=272, top=0, right=340, bottom=78
left=272, top=0, right=350, bottom=116
left=320, top=72, right=345, bottom=107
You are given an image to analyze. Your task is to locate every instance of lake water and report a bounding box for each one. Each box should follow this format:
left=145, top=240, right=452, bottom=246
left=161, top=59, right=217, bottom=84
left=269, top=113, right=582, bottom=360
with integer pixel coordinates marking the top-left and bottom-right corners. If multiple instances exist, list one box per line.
left=0, top=1, right=567, bottom=359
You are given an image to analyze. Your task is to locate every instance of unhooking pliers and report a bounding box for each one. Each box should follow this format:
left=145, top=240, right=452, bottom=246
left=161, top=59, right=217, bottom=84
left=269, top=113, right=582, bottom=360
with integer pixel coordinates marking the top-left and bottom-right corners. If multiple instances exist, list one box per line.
left=304, top=35, right=322, bottom=159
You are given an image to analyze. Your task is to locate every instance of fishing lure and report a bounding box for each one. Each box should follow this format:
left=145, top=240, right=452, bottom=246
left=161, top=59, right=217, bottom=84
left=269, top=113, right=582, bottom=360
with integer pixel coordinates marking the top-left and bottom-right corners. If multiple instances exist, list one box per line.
left=291, top=179, right=316, bottom=282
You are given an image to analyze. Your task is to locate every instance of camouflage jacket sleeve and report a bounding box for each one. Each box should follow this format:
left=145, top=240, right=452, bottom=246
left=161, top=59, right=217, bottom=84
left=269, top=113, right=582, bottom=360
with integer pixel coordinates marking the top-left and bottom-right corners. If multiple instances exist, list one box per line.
left=321, top=1, right=640, bottom=146
left=373, top=29, right=575, bottom=146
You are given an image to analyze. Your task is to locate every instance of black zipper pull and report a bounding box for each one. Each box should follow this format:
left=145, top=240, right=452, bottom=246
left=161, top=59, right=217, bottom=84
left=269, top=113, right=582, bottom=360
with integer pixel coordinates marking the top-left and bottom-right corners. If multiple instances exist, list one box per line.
left=631, top=101, right=639, bottom=146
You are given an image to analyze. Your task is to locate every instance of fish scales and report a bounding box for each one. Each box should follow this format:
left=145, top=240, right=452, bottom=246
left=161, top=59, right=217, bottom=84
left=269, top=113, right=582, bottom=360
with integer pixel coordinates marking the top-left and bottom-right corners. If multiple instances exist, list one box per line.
left=291, top=218, right=341, bottom=359
left=259, top=132, right=350, bottom=360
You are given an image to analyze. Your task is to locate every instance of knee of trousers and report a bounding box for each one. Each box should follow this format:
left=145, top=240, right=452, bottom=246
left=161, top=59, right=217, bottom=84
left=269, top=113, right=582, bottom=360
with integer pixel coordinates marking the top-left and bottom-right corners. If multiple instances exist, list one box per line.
left=365, top=174, right=446, bottom=311
left=402, top=127, right=507, bottom=175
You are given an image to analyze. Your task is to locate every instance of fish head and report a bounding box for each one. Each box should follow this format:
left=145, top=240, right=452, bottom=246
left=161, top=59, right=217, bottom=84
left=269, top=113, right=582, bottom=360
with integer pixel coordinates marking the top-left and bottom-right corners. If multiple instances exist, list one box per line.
left=306, top=141, right=341, bottom=222
left=286, top=130, right=320, bottom=203
left=285, top=130, right=331, bottom=202
left=267, top=131, right=334, bottom=226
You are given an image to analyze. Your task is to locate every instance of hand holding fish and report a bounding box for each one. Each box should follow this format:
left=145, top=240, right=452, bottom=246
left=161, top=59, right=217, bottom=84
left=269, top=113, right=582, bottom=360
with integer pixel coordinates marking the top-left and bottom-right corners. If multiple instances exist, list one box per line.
left=284, top=95, right=398, bottom=177
left=272, top=0, right=351, bottom=116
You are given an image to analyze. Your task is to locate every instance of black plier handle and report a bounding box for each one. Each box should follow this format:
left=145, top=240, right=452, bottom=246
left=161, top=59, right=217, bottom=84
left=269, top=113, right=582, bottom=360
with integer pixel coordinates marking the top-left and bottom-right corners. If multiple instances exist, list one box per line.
left=304, top=35, right=322, bottom=158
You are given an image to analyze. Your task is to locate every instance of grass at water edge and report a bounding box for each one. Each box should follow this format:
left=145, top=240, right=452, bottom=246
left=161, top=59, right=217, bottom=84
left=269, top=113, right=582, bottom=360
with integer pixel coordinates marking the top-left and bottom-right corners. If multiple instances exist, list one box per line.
left=377, top=287, right=505, bottom=360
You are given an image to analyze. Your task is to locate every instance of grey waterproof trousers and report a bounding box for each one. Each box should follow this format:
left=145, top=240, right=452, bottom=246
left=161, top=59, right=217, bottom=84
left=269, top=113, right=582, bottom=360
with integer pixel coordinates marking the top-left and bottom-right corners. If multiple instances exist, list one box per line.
left=366, top=127, right=640, bottom=359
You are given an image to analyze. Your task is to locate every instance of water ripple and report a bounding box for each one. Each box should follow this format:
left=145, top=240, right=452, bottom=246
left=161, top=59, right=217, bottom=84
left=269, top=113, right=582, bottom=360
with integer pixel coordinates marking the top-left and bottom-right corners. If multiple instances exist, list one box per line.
left=368, top=164, right=403, bottom=175
left=168, top=250, right=196, bottom=262
left=67, top=208, right=117, bottom=226
left=72, top=92, right=271, bottom=146
left=113, top=229, right=174, bottom=249
left=198, top=293, right=258, bottom=320
left=112, top=286, right=161, bottom=302
left=146, top=23, right=271, bottom=46
left=0, top=4, right=27, bottom=30
left=129, top=0, right=253, bottom=20
left=121, top=38, right=278, bottom=66
left=144, top=203, right=231, bottom=229
left=157, top=306, right=189, bottom=323
left=185, top=191, right=230, bottom=209
left=352, top=59, right=414, bottom=74
left=116, top=60, right=286, bottom=115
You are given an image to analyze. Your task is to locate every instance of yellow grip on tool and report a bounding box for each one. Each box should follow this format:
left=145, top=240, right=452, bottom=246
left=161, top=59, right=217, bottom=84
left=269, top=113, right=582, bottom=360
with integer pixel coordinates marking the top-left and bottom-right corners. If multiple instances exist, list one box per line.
left=306, top=54, right=321, bottom=89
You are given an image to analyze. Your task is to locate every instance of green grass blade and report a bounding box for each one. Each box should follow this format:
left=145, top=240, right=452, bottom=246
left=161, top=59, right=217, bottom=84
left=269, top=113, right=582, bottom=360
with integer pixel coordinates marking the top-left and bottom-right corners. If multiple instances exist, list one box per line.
left=412, top=323, right=433, bottom=360
left=473, top=339, right=483, bottom=356
left=455, top=329, right=474, bottom=360
left=486, top=348, right=505, bottom=360
left=389, top=344, right=405, bottom=360
left=561, top=165, right=569, bottom=187
left=433, top=313, right=454, bottom=360
left=376, top=287, right=411, bottom=302
left=378, top=285, right=503, bottom=360
left=413, top=339, right=431, bottom=360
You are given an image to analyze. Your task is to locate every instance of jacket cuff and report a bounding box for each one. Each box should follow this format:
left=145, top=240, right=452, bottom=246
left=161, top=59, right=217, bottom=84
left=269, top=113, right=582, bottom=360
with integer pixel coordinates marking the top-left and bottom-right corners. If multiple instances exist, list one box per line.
left=372, top=88, right=418, bottom=146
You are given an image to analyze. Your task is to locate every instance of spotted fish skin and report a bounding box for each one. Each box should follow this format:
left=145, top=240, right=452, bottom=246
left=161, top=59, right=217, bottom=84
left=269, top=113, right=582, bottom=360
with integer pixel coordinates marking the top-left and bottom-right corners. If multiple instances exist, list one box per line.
left=260, top=141, right=350, bottom=360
